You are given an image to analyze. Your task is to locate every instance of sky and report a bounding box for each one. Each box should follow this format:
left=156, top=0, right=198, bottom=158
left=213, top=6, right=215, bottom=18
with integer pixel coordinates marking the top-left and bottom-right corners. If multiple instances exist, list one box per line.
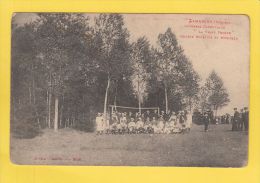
left=13, top=13, right=249, bottom=115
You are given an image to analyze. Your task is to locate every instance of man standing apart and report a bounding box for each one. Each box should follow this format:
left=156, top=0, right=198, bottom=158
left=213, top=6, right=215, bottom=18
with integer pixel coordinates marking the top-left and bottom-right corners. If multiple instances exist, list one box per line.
left=203, top=112, right=210, bottom=132
left=232, top=108, right=240, bottom=131
left=243, top=107, right=249, bottom=131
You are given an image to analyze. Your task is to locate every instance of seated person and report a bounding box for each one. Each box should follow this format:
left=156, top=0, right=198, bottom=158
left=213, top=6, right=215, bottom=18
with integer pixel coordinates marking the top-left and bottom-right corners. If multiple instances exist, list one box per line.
left=128, top=118, right=136, bottom=134
left=164, top=120, right=173, bottom=134
left=144, top=117, right=153, bottom=134
left=127, top=112, right=133, bottom=123
left=154, top=116, right=165, bottom=134
left=110, top=120, right=118, bottom=134
left=151, top=117, right=157, bottom=131
left=136, top=117, right=145, bottom=133
left=171, top=121, right=182, bottom=133
left=111, top=112, right=118, bottom=124
left=169, top=112, right=177, bottom=122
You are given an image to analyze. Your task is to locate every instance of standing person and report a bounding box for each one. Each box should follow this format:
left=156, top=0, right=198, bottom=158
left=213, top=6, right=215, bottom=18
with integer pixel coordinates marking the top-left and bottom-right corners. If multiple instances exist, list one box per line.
left=169, top=111, right=177, bottom=123
left=160, top=110, right=166, bottom=121
left=127, top=112, right=133, bottom=123
left=225, top=114, right=230, bottom=124
left=165, top=110, right=171, bottom=121
left=185, top=111, right=192, bottom=132
left=144, top=110, right=151, bottom=120
left=243, top=107, right=249, bottom=131
left=96, top=113, right=104, bottom=135
left=238, top=109, right=244, bottom=131
left=120, top=113, right=128, bottom=133
left=232, top=108, right=240, bottom=131
left=179, top=111, right=185, bottom=131
left=152, top=109, right=159, bottom=120
left=203, top=112, right=210, bottom=132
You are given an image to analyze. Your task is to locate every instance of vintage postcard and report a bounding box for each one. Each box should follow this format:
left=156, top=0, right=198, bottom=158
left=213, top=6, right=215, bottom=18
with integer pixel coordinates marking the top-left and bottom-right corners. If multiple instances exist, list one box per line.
left=10, top=13, right=249, bottom=167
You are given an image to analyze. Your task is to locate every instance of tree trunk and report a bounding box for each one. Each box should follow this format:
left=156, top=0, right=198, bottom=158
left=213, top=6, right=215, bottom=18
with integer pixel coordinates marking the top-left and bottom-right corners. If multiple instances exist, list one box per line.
left=48, top=91, right=52, bottom=128
left=32, top=73, right=36, bottom=105
left=114, top=80, right=118, bottom=109
left=215, top=107, right=218, bottom=118
left=137, top=73, right=141, bottom=114
left=164, top=85, right=168, bottom=113
left=48, top=72, right=52, bottom=128
left=189, top=97, right=192, bottom=113
left=59, top=104, right=63, bottom=128
left=103, top=76, right=111, bottom=122
left=46, top=90, right=49, bottom=127
left=138, top=95, right=141, bottom=114
left=29, top=87, right=32, bottom=104
left=54, top=96, right=59, bottom=132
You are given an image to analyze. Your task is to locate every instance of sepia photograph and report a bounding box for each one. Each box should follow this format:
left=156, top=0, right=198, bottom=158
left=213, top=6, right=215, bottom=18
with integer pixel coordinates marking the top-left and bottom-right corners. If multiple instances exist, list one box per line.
left=10, top=13, right=249, bottom=167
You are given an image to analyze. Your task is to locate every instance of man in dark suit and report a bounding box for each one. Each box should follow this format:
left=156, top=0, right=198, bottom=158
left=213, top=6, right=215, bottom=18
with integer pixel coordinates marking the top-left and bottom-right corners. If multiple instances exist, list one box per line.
left=243, top=107, right=249, bottom=131
left=238, top=109, right=244, bottom=130
left=203, top=112, right=210, bottom=132
left=232, top=108, right=240, bottom=131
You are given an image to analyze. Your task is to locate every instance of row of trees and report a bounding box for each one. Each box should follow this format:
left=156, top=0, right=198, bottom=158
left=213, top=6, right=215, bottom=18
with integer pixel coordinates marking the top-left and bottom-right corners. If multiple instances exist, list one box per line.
left=11, top=13, right=229, bottom=138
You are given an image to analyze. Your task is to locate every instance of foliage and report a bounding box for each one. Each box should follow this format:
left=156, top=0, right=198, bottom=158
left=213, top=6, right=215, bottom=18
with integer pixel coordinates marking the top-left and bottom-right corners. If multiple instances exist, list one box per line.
left=205, top=70, right=230, bottom=113
left=11, top=14, right=213, bottom=138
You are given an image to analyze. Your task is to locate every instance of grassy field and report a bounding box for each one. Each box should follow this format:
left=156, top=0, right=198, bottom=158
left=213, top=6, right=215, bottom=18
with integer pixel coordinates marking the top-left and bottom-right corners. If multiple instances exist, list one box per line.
left=10, top=124, right=248, bottom=167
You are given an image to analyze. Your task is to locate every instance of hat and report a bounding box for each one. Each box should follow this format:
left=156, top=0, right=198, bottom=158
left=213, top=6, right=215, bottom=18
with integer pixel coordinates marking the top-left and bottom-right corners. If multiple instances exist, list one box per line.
left=244, top=107, right=248, bottom=110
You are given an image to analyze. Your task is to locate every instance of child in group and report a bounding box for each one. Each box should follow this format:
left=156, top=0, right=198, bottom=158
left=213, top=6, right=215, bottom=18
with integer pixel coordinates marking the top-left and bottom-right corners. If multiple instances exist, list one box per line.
left=164, top=120, right=173, bottom=134
left=103, top=113, right=110, bottom=134
left=136, top=117, right=145, bottom=133
left=128, top=118, right=136, bottom=134
left=144, top=117, right=153, bottom=134
left=110, top=116, right=119, bottom=134
left=119, top=113, right=128, bottom=134
left=154, top=116, right=164, bottom=134
left=172, top=117, right=182, bottom=134
left=151, top=117, right=157, bottom=132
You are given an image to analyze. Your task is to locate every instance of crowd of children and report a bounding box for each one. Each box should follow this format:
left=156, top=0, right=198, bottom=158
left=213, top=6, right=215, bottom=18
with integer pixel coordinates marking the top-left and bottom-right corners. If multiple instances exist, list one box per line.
left=95, top=110, right=192, bottom=135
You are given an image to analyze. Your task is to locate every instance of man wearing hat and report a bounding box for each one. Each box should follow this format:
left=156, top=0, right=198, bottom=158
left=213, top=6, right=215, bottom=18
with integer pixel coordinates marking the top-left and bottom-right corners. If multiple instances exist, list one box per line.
left=238, top=109, right=244, bottom=131
left=243, top=107, right=249, bottom=131
left=232, top=108, right=240, bottom=131
left=203, top=112, right=210, bottom=132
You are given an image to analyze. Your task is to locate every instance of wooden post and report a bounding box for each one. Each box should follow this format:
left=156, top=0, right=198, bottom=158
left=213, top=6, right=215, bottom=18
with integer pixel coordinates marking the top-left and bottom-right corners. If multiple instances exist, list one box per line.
left=54, top=96, right=59, bottom=132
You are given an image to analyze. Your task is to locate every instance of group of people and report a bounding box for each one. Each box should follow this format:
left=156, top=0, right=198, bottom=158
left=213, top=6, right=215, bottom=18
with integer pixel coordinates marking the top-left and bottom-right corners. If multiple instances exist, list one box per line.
left=95, top=110, right=192, bottom=135
left=232, top=107, right=249, bottom=131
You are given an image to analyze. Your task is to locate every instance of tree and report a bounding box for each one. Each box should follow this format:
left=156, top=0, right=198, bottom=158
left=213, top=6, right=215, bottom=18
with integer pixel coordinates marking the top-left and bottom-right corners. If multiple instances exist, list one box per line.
left=204, top=70, right=230, bottom=117
left=130, top=37, right=151, bottom=113
left=11, top=22, right=42, bottom=137
left=155, top=28, right=189, bottom=112
left=94, top=14, right=132, bottom=121
left=175, top=54, right=200, bottom=112
left=34, top=13, right=91, bottom=131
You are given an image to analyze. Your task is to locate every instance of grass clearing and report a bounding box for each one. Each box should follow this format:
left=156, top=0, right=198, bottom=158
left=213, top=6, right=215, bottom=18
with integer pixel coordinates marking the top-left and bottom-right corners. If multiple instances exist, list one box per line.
left=10, top=124, right=248, bottom=167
